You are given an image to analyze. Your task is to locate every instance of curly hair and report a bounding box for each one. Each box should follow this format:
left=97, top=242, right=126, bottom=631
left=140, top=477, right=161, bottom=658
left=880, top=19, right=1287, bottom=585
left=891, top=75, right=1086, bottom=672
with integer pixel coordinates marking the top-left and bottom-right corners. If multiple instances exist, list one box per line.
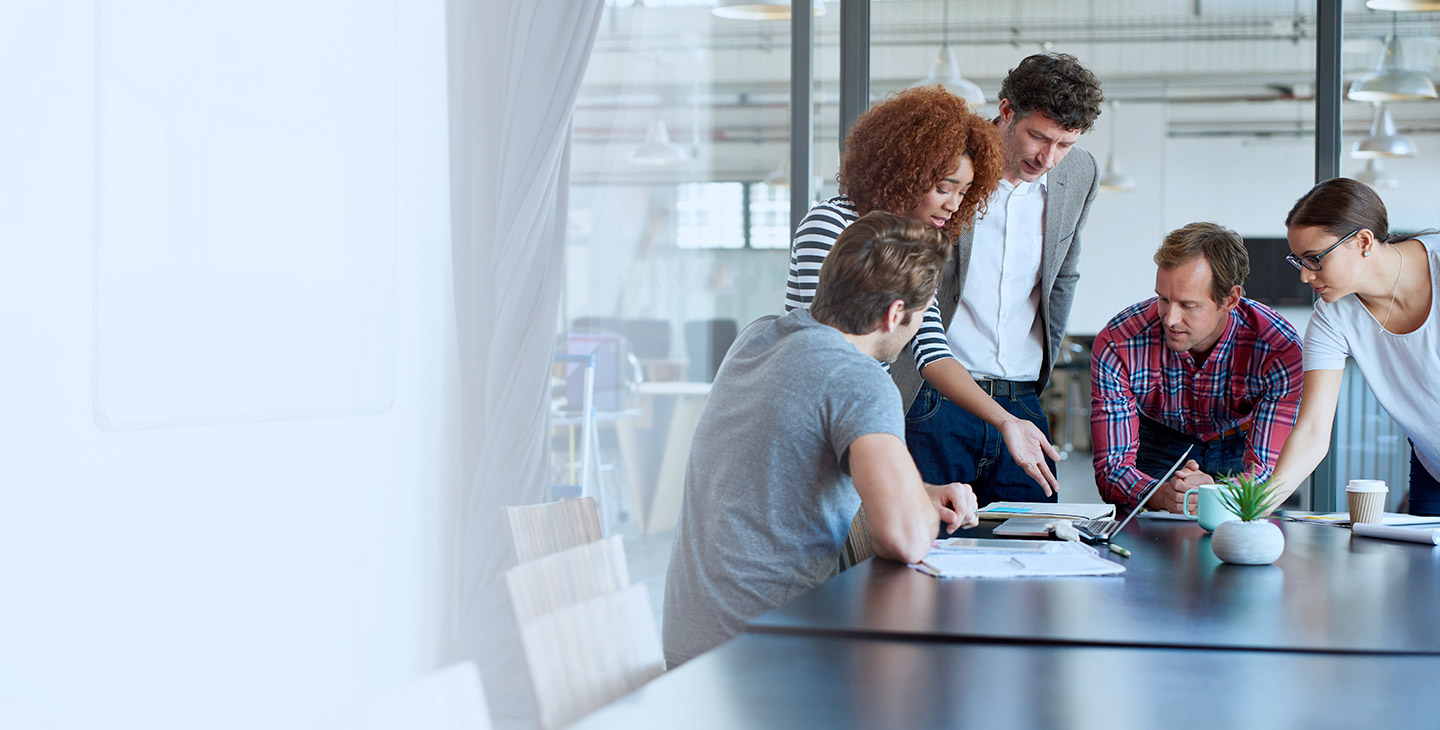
left=837, top=86, right=1002, bottom=240
left=998, top=53, right=1104, bottom=132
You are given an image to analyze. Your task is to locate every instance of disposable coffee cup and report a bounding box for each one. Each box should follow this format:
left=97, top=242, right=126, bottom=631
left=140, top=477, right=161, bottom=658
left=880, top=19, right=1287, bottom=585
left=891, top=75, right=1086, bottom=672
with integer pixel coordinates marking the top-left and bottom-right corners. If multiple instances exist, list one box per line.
left=1346, top=479, right=1388, bottom=525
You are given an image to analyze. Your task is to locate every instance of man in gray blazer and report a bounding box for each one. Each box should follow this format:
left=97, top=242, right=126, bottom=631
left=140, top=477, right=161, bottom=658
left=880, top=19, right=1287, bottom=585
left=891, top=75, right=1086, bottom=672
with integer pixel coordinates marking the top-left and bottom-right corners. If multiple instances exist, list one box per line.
left=894, top=53, right=1103, bottom=507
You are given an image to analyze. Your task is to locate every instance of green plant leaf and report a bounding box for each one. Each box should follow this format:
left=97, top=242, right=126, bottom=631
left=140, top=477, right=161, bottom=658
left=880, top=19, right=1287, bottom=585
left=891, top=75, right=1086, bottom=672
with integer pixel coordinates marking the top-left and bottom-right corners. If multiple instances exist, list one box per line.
left=1214, top=474, right=1285, bottom=522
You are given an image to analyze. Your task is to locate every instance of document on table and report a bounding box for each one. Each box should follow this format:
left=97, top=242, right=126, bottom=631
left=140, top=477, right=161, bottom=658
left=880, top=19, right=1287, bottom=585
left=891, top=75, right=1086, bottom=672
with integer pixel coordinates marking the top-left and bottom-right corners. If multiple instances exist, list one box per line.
left=909, top=538, right=1125, bottom=579
left=977, top=502, right=1117, bottom=521
left=1351, top=522, right=1440, bottom=545
left=1284, top=512, right=1440, bottom=527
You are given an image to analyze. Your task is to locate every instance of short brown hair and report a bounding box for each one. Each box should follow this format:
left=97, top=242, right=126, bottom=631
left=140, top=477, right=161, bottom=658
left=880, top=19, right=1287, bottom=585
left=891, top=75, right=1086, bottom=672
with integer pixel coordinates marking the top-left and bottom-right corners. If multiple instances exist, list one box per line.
left=1153, top=222, right=1249, bottom=304
left=810, top=212, right=948, bottom=335
left=998, top=53, right=1104, bottom=132
left=838, top=86, right=1002, bottom=239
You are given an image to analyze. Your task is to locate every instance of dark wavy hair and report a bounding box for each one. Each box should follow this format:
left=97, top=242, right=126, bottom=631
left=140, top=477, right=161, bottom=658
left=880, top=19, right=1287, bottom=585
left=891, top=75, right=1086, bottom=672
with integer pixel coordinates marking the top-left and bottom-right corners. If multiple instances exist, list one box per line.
left=999, top=53, right=1104, bottom=132
left=837, top=86, right=1002, bottom=240
left=1285, top=177, right=1391, bottom=241
left=811, top=212, right=949, bottom=335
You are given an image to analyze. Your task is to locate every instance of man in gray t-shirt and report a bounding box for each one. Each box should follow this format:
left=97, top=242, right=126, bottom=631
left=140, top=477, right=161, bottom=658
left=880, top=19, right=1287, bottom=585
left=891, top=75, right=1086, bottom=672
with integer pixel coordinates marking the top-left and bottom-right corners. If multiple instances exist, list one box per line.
left=663, top=212, right=981, bottom=667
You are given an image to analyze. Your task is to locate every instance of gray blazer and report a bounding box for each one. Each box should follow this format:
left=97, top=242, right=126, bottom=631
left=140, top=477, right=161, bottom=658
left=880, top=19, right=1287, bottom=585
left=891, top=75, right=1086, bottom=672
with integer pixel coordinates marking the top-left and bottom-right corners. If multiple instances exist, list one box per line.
left=892, top=147, right=1099, bottom=414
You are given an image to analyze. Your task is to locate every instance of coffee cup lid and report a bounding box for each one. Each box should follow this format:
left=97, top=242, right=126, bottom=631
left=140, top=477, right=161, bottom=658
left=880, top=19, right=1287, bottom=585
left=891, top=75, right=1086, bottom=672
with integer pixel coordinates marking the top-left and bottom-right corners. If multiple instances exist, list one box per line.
left=1346, top=479, right=1388, bottom=493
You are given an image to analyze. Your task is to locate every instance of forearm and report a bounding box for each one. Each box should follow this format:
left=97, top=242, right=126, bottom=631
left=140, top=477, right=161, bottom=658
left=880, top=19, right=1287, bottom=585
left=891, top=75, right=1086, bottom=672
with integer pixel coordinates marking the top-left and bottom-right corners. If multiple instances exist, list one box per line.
left=1269, top=417, right=1333, bottom=504
left=849, top=434, right=940, bottom=564
left=867, top=489, right=938, bottom=564
left=1267, top=369, right=1344, bottom=502
left=920, top=358, right=1014, bottom=428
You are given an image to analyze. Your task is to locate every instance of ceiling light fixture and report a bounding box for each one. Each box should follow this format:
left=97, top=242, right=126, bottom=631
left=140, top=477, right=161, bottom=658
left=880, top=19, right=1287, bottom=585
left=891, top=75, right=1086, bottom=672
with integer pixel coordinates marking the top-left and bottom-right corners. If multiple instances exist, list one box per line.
left=1098, top=101, right=1135, bottom=192
left=1354, top=159, right=1400, bottom=189
left=912, top=0, right=984, bottom=106
left=712, top=0, right=825, bottom=21
left=1351, top=103, right=1418, bottom=159
left=1365, top=1, right=1440, bottom=10
left=1348, top=23, right=1438, bottom=102
left=628, top=119, right=688, bottom=166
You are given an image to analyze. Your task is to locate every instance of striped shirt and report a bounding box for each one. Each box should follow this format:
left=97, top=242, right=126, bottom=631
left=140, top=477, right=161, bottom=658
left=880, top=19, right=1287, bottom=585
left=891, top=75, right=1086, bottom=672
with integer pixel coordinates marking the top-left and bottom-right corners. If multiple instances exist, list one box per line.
left=1090, top=297, right=1304, bottom=507
left=784, top=196, right=954, bottom=371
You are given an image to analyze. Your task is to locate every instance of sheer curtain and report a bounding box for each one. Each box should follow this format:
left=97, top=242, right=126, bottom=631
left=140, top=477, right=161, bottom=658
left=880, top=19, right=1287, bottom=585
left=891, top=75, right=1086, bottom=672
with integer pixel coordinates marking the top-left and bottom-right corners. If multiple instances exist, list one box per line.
left=445, top=0, right=603, bottom=723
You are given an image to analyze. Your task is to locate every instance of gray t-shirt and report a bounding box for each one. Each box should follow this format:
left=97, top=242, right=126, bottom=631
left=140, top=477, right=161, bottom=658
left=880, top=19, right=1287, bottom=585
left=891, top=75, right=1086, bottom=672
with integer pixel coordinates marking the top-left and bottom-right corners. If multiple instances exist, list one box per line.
left=662, top=309, right=906, bottom=666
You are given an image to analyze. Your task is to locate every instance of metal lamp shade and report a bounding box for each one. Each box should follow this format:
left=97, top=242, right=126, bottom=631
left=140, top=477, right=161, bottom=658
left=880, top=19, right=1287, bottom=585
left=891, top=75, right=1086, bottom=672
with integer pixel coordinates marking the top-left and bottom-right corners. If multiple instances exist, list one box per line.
left=913, top=46, right=985, bottom=107
left=1355, top=159, right=1400, bottom=189
left=628, top=119, right=688, bottom=166
left=712, top=0, right=825, bottom=20
left=1349, top=36, right=1438, bottom=102
left=1352, top=105, right=1418, bottom=159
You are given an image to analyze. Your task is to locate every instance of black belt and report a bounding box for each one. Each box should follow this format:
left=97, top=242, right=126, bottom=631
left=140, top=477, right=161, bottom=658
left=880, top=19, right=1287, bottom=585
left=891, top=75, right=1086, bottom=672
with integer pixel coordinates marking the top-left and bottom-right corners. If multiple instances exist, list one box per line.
left=973, top=379, right=1036, bottom=398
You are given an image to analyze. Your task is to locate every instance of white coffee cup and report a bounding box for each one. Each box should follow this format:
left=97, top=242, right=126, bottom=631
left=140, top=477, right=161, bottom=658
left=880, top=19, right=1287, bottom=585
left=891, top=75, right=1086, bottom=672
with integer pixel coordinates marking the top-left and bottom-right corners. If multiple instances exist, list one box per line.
left=1345, top=479, right=1388, bottom=525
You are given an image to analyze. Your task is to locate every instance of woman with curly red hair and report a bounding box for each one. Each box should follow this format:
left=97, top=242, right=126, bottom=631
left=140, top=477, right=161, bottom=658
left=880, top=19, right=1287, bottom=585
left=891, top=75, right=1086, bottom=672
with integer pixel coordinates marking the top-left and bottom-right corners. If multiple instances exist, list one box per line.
left=785, top=86, right=1060, bottom=498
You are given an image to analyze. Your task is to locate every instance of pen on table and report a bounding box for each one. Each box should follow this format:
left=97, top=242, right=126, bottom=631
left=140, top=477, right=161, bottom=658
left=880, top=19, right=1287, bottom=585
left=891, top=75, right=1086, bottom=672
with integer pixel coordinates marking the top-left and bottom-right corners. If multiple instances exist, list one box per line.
left=1008, top=556, right=1026, bottom=569
left=918, top=559, right=941, bottom=576
left=1108, top=542, right=1131, bottom=558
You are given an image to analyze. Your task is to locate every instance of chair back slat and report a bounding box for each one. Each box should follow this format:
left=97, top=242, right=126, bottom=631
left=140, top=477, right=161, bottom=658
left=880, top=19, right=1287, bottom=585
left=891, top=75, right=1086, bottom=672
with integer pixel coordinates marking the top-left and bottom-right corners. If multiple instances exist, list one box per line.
left=505, top=497, right=603, bottom=563
left=503, top=535, right=630, bottom=626
left=518, top=583, right=665, bottom=730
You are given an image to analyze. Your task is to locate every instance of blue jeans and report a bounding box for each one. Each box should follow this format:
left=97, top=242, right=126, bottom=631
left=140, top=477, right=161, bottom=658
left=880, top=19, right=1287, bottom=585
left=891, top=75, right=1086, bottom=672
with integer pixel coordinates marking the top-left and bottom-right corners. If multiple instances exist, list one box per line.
left=1409, top=441, right=1440, bottom=516
left=1134, top=415, right=1247, bottom=484
left=905, top=384, right=1056, bottom=507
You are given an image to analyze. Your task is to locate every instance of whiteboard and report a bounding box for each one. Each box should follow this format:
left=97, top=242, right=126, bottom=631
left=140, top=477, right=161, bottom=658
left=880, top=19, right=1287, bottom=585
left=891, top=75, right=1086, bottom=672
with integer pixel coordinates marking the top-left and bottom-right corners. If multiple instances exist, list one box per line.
left=93, top=0, right=397, bottom=430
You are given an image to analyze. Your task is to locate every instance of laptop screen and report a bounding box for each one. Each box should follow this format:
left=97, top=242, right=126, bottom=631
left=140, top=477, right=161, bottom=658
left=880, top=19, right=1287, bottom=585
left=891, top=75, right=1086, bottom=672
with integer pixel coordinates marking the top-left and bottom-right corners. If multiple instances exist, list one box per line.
left=1108, top=443, right=1195, bottom=536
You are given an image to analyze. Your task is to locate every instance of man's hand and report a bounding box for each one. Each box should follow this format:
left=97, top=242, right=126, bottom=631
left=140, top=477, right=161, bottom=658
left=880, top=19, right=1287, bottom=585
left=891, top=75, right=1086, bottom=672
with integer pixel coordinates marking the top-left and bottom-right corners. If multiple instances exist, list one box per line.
left=997, top=417, right=1060, bottom=497
left=1147, top=460, right=1209, bottom=513
left=925, top=482, right=979, bottom=534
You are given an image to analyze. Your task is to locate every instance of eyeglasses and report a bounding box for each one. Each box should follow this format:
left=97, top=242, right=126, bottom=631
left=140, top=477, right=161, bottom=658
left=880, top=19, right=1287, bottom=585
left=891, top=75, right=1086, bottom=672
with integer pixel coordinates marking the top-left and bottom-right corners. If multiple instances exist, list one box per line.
left=1286, top=229, right=1360, bottom=272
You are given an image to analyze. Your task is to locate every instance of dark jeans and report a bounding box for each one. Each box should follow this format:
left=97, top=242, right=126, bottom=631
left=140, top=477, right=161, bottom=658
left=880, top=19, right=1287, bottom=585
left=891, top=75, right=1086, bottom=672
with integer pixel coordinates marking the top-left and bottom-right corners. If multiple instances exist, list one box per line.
left=905, top=383, right=1057, bottom=508
left=1409, top=441, right=1440, bottom=516
left=1134, top=414, right=1247, bottom=483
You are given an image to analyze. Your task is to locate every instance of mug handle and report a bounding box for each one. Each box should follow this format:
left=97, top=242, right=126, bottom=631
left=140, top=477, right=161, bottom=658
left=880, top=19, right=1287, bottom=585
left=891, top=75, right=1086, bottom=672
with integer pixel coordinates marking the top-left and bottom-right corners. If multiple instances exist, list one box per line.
left=1182, top=488, right=1200, bottom=520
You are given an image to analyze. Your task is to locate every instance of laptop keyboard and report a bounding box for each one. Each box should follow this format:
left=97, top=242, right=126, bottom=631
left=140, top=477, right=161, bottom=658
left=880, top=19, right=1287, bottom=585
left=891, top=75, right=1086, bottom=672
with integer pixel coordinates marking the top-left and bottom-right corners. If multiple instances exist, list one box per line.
left=1073, top=518, right=1119, bottom=541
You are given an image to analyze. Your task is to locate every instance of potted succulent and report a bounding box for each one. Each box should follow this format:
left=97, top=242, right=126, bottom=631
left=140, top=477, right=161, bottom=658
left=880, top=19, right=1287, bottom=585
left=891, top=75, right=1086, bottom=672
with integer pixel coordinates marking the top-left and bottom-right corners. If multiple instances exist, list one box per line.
left=1210, top=475, right=1286, bottom=565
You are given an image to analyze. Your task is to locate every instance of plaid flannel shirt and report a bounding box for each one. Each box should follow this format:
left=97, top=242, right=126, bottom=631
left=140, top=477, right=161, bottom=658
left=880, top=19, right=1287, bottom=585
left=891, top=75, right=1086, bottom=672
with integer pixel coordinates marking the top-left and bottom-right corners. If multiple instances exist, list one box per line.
left=1090, top=297, right=1304, bottom=507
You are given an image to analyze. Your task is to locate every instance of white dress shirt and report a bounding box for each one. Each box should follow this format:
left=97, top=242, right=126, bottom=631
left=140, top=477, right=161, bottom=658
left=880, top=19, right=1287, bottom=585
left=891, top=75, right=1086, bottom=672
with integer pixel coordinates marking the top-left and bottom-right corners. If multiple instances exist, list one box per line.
left=946, top=175, right=1048, bottom=382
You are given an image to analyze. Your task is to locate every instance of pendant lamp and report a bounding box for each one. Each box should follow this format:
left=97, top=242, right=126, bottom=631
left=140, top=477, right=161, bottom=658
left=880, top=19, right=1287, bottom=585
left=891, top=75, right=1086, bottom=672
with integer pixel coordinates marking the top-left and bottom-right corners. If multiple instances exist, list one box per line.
left=1098, top=101, right=1135, bottom=192
left=1351, top=104, right=1418, bottom=159
left=1355, top=159, right=1400, bottom=189
left=712, top=0, right=825, bottom=20
left=628, top=119, right=688, bottom=166
left=912, top=0, right=984, bottom=106
left=1349, top=34, right=1438, bottom=102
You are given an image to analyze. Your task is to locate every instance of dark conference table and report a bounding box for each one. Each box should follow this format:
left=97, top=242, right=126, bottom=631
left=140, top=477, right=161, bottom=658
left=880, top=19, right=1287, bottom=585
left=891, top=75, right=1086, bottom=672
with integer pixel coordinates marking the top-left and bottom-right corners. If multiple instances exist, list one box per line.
left=747, top=518, right=1440, bottom=655
left=571, top=632, right=1440, bottom=729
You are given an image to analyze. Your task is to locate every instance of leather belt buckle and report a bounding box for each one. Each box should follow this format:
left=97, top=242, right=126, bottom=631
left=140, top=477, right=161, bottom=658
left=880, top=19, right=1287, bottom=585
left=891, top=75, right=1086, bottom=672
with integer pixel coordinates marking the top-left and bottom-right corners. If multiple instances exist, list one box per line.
left=977, top=379, right=1011, bottom=398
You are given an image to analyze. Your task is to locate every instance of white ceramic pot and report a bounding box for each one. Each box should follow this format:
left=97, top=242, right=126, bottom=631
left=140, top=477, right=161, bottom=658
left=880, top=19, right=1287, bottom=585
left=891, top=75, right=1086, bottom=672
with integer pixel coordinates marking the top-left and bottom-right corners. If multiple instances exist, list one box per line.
left=1211, top=519, right=1285, bottom=565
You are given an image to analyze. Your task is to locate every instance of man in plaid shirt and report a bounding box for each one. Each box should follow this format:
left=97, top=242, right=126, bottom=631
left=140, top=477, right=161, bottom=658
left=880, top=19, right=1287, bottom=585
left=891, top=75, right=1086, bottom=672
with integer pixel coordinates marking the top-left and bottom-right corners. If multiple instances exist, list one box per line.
left=1090, top=222, right=1304, bottom=512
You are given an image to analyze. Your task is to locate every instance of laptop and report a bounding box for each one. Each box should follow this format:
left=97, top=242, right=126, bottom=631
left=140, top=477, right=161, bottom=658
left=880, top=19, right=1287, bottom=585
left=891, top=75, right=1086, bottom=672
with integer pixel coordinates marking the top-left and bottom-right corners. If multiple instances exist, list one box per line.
left=1072, top=444, right=1195, bottom=544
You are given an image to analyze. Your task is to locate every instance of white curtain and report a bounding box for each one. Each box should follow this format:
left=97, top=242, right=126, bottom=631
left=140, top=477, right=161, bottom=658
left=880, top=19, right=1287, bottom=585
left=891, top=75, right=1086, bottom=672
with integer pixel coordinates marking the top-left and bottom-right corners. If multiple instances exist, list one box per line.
left=445, top=0, right=603, bottom=724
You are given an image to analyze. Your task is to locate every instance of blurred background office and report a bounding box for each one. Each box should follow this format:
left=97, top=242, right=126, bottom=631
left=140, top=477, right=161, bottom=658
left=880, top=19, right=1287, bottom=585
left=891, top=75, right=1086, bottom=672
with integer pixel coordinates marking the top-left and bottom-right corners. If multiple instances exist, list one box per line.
left=3, top=1, right=1437, bottom=729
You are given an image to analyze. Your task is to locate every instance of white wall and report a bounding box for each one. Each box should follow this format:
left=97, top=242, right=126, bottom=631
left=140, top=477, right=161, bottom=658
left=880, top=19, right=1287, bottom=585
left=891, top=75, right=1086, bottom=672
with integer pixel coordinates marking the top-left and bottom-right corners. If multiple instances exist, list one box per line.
left=0, top=2, right=458, bottom=728
left=1071, top=103, right=1327, bottom=336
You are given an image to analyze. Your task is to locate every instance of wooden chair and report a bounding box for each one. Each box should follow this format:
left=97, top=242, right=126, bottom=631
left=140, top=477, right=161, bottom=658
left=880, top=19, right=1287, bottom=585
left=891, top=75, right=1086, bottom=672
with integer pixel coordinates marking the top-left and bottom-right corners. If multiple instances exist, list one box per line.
left=839, top=505, right=874, bottom=571
left=505, top=496, right=603, bottom=564
left=503, top=535, right=631, bottom=626
left=517, top=582, right=665, bottom=730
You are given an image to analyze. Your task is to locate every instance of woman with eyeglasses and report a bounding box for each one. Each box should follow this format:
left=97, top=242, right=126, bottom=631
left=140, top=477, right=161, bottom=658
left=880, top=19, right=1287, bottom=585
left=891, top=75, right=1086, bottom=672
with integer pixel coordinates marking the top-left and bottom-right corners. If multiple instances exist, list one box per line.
left=1267, top=177, right=1440, bottom=514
